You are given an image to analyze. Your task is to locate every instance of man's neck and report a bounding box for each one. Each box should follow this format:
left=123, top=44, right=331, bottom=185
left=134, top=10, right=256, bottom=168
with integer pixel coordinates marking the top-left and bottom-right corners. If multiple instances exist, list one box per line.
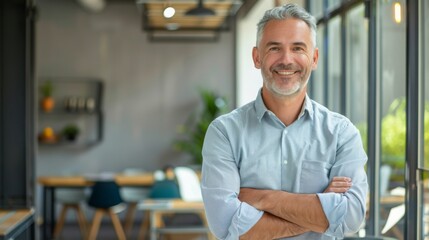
left=261, top=88, right=306, bottom=126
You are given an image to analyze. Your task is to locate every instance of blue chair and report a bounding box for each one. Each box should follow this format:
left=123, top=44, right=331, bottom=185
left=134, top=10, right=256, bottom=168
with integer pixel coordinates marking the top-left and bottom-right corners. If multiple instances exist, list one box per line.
left=87, top=181, right=126, bottom=240
left=149, top=180, right=181, bottom=199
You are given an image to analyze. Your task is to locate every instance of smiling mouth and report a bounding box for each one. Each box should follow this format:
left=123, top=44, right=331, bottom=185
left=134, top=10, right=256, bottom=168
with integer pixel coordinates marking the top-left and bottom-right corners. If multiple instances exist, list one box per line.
left=275, top=70, right=299, bottom=76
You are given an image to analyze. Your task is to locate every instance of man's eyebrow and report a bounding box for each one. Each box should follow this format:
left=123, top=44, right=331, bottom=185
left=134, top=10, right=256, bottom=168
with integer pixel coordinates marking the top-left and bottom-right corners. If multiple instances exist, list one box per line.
left=265, top=41, right=281, bottom=47
left=292, top=42, right=308, bottom=48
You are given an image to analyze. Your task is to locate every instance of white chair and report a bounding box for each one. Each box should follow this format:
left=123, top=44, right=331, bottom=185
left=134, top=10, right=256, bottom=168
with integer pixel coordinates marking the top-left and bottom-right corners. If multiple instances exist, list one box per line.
left=120, top=168, right=150, bottom=235
left=174, top=166, right=203, bottom=202
left=53, top=188, right=88, bottom=239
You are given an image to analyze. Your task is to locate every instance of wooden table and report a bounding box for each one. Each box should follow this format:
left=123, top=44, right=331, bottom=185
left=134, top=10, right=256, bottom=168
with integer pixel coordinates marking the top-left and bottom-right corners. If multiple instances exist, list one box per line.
left=137, top=199, right=212, bottom=240
left=38, top=174, right=155, bottom=240
left=0, top=209, right=35, bottom=240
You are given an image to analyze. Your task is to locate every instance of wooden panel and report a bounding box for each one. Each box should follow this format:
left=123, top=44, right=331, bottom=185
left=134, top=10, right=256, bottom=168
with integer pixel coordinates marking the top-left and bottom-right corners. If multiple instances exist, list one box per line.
left=0, top=209, right=34, bottom=236
left=143, top=1, right=234, bottom=30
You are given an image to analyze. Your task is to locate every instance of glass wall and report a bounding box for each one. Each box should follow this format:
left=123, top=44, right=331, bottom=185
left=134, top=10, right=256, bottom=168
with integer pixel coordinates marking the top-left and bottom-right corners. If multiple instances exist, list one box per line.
left=420, top=0, right=429, bottom=238
left=378, top=0, right=406, bottom=238
left=311, top=24, right=325, bottom=105
left=345, top=3, right=368, bottom=148
left=327, top=16, right=342, bottom=113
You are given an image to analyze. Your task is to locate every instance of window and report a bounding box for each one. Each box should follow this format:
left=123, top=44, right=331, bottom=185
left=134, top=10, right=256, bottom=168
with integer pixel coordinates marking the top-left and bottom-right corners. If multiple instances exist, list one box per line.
left=310, top=24, right=325, bottom=105
left=327, top=16, right=342, bottom=113
left=377, top=0, right=406, bottom=237
left=345, top=3, right=368, bottom=141
left=419, top=0, right=429, bottom=238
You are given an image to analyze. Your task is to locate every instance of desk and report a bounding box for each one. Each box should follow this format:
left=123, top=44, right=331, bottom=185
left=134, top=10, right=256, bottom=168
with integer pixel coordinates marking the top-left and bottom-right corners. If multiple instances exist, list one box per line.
left=0, top=209, right=35, bottom=240
left=38, top=174, right=154, bottom=240
left=137, top=199, right=211, bottom=240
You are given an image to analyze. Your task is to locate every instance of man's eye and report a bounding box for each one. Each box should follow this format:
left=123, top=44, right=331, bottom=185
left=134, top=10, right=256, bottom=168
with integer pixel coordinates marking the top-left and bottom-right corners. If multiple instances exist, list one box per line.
left=293, top=47, right=304, bottom=51
left=269, top=47, right=280, bottom=51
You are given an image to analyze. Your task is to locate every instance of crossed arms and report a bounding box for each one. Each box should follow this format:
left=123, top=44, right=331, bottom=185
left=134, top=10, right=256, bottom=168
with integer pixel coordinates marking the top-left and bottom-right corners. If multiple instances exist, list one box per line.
left=239, top=177, right=352, bottom=239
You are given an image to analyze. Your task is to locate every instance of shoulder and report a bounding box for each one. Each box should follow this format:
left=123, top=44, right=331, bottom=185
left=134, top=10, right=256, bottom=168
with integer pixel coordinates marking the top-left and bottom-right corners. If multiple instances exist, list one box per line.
left=310, top=100, right=356, bottom=132
left=211, top=101, right=256, bottom=130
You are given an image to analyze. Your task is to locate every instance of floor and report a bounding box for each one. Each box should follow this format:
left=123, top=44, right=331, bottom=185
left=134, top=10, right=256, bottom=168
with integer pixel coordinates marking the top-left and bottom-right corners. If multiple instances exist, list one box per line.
left=51, top=218, right=210, bottom=240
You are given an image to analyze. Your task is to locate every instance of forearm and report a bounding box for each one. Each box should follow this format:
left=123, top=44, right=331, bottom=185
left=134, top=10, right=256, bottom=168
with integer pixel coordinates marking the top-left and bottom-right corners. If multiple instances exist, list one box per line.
left=249, top=189, right=329, bottom=233
left=240, top=212, right=308, bottom=240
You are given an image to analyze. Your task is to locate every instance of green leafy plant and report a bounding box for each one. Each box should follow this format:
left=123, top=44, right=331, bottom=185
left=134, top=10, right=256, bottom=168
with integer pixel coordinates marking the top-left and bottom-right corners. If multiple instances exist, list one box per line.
left=40, top=80, right=53, bottom=98
left=62, top=124, right=80, bottom=141
left=174, top=89, right=228, bottom=165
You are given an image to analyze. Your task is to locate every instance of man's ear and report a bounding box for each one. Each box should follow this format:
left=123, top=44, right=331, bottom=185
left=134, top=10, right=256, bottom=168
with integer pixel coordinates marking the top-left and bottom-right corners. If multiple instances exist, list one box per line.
left=252, top=47, right=261, bottom=69
left=312, top=47, right=319, bottom=70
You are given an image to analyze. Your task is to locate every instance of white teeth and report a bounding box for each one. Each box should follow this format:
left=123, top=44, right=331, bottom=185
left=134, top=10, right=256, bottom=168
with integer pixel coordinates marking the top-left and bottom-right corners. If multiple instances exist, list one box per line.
left=277, top=71, right=295, bottom=76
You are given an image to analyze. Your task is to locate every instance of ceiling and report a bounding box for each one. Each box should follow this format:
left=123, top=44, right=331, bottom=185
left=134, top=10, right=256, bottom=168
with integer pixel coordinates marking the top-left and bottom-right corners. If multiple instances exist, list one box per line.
left=135, top=0, right=252, bottom=41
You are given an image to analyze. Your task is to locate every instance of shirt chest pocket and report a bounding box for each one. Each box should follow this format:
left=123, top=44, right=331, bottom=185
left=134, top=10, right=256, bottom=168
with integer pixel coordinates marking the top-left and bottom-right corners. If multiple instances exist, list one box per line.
left=299, top=161, right=331, bottom=193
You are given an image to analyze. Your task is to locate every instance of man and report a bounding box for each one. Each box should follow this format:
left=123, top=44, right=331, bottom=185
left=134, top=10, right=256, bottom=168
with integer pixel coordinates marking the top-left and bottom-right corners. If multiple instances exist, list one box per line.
left=201, top=4, right=368, bottom=240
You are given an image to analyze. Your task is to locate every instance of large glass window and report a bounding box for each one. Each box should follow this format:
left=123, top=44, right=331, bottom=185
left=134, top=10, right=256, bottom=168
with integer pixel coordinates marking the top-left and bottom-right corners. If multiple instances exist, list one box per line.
left=345, top=3, right=368, bottom=145
left=378, top=0, right=406, bottom=238
left=345, top=4, right=368, bottom=237
left=327, top=0, right=342, bottom=11
left=309, top=1, right=324, bottom=19
left=420, top=0, right=429, bottom=239
left=327, top=16, right=342, bottom=113
left=311, top=24, right=325, bottom=105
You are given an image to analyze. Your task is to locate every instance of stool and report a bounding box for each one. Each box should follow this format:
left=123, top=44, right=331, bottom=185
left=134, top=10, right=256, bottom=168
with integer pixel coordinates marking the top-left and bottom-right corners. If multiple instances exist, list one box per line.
left=87, top=181, right=126, bottom=240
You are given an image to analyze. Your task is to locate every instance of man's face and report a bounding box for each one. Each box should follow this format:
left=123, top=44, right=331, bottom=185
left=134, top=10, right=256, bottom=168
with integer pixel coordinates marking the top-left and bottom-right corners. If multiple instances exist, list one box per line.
left=253, top=18, right=318, bottom=97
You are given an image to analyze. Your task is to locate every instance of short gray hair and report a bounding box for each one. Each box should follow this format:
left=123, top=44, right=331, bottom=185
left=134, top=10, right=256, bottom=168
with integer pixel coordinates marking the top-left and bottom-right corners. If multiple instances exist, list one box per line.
left=256, top=4, right=317, bottom=47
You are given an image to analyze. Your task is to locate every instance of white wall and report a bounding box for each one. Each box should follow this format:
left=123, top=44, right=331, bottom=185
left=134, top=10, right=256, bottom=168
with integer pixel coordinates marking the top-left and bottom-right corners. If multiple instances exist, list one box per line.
left=236, top=0, right=274, bottom=107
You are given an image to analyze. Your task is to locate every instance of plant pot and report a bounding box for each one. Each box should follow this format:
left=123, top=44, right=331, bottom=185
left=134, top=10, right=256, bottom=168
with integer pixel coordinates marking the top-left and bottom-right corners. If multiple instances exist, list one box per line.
left=64, top=133, right=78, bottom=142
left=41, top=97, right=55, bottom=112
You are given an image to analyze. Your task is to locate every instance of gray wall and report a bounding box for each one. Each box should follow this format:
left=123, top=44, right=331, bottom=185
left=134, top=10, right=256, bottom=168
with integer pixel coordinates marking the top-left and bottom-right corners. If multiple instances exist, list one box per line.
left=36, top=0, right=235, bottom=177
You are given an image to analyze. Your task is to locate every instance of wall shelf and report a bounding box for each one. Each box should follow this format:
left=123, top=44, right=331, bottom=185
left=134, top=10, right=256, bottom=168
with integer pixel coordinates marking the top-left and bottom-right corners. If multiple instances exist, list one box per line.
left=37, top=78, right=104, bottom=147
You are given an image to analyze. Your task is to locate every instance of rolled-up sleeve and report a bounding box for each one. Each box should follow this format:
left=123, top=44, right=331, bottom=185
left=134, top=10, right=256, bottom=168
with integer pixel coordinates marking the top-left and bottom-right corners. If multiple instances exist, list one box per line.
left=201, top=120, right=263, bottom=240
left=317, top=122, right=368, bottom=238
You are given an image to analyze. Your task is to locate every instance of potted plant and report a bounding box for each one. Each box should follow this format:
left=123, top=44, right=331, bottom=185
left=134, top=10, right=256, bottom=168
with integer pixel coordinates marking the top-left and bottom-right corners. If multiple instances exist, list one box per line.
left=174, top=89, right=228, bottom=165
left=40, top=80, right=55, bottom=112
left=62, top=124, right=80, bottom=142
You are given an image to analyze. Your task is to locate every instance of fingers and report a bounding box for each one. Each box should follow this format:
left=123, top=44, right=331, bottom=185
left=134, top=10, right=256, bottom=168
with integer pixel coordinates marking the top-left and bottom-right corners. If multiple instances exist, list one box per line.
left=332, top=176, right=352, bottom=182
left=324, top=177, right=353, bottom=193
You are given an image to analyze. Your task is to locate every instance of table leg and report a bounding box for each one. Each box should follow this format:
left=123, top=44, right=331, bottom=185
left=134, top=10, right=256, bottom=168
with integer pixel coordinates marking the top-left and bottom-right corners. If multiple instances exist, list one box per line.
left=150, top=210, right=156, bottom=240
left=50, top=187, right=56, bottom=238
left=42, top=186, right=56, bottom=240
left=42, top=186, right=48, bottom=240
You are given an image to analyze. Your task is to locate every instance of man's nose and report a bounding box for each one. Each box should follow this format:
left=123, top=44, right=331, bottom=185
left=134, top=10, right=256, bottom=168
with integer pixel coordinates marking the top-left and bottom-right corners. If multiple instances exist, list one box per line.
left=279, top=50, right=294, bottom=64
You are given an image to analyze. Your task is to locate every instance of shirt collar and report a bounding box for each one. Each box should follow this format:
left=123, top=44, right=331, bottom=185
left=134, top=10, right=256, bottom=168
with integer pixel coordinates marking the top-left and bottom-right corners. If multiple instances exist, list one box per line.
left=255, top=89, right=268, bottom=122
left=254, top=89, right=314, bottom=122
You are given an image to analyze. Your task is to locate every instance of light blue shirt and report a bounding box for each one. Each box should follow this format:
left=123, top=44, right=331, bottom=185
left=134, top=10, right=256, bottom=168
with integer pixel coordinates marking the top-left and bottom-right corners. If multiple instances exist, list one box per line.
left=201, top=90, right=368, bottom=240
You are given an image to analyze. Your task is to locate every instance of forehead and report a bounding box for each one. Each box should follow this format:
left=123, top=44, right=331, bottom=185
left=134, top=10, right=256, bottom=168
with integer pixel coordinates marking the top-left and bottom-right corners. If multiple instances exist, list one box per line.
left=260, top=18, right=313, bottom=46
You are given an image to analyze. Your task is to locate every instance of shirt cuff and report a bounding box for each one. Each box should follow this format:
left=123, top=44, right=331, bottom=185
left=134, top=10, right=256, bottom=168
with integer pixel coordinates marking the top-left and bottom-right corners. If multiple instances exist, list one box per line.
left=226, top=202, right=263, bottom=239
left=317, top=192, right=347, bottom=237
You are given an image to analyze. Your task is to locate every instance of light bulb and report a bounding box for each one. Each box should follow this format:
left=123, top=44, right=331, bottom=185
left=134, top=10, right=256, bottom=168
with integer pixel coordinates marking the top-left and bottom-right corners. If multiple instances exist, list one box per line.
left=394, top=2, right=401, bottom=24
left=163, top=6, right=175, bottom=18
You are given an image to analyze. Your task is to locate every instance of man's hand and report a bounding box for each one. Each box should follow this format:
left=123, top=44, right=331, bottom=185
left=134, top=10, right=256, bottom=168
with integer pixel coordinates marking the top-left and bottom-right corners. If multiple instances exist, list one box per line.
left=324, top=177, right=352, bottom=193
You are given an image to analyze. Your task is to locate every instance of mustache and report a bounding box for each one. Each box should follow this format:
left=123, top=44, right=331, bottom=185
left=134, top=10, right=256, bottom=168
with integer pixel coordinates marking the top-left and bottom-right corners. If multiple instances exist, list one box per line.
left=271, top=64, right=299, bottom=72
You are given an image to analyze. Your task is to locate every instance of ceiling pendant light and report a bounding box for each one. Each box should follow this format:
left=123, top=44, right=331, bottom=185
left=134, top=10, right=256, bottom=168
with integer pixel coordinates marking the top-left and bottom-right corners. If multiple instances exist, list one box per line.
left=163, top=6, right=176, bottom=18
left=185, top=0, right=215, bottom=16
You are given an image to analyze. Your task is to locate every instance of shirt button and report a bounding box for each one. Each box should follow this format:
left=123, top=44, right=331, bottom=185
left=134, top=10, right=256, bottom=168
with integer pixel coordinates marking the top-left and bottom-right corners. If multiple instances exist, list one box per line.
left=283, top=160, right=288, bottom=165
